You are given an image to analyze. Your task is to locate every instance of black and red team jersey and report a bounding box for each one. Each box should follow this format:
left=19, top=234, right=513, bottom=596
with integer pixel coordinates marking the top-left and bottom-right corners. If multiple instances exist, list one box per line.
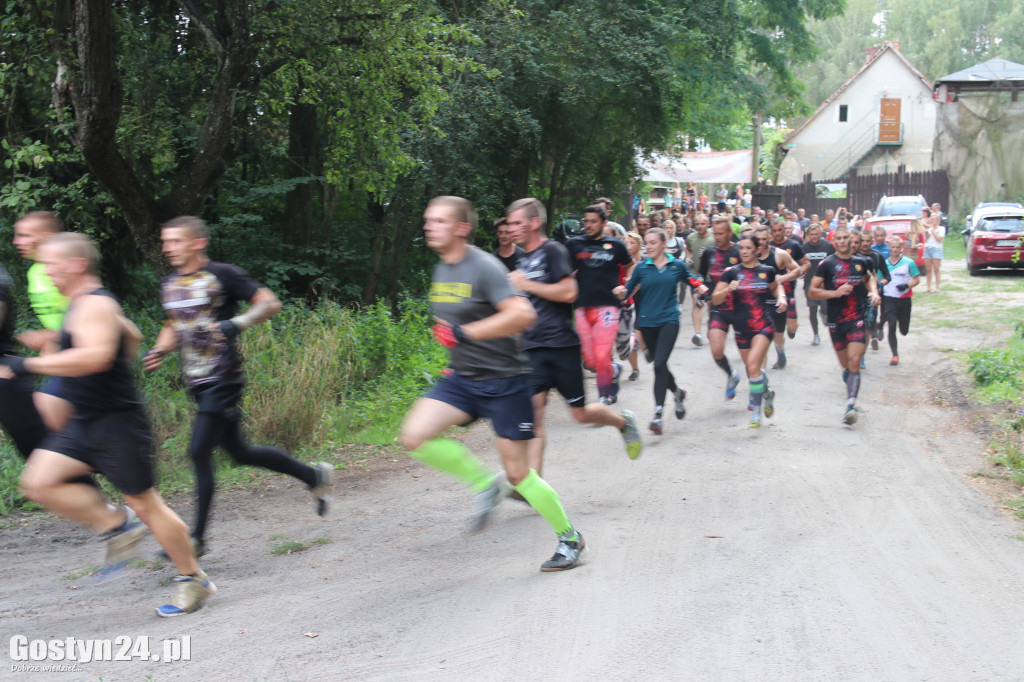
left=720, top=264, right=777, bottom=331
left=700, top=245, right=740, bottom=311
left=815, top=254, right=872, bottom=324
left=774, top=239, right=804, bottom=296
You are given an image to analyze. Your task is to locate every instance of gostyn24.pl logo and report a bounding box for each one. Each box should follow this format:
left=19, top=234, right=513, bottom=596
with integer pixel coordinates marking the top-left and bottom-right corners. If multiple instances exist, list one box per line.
left=9, top=635, right=191, bottom=670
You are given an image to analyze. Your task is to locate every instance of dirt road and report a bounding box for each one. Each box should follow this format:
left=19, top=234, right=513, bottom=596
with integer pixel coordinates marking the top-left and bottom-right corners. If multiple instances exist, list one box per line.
left=4, top=259, right=1024, bottom=681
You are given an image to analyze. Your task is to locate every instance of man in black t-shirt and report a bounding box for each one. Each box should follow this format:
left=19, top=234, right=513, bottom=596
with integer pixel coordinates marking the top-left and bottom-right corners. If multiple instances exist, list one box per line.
left=144, top=216, right=332, bottom=557
left=769, top=218, right=809, bottom=349
left=492, top=217, right=524, bottom=272
left=801, top=222, right=835, bottom=345
left=565, top=205, right=633, bottom=404
left=0, top=264, right=48, bottom=458
left=506, top=198, right=642, bottom=478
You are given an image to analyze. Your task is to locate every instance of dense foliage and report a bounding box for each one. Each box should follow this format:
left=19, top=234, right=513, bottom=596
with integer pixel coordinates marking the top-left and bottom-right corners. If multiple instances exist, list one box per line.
left=3, top=0, right=839, bottom=304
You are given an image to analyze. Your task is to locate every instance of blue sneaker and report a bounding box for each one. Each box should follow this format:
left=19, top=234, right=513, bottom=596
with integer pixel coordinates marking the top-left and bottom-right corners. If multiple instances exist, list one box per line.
left=725, top=370, right=741, bottom=400
left=156, top=570, right=216, bottom=617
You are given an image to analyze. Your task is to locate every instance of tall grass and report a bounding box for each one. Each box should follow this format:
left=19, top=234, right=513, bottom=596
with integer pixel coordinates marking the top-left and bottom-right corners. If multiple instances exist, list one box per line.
left=0, top=299, right=449, bottom=514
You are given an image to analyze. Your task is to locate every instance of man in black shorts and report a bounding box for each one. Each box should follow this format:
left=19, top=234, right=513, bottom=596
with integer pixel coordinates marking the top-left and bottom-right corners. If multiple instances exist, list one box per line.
left=0, top=264, right=48, bottom=458
left=143, top=217, right=332, bottom=558
left=801, top=222, right=834, bottom=345
left=754, top=224, right=800, bottom=369
left=809, top=225, right=881, bottom=425
left=699, top=216, right=742, bottom=398
left=400, top=196, right=585, bottom=572
left=2, top=233, right=213, bottom=616
left=505, top=197, right=642, bottom=478
left=855, top=230, right=890, bottom=357
left=769, top=217, right=809, bottom=346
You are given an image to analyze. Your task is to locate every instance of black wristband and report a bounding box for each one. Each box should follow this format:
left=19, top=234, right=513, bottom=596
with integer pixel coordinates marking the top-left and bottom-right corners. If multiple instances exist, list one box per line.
left=218, top=320, right=241, bottom=339
left=0, top=356, right=30, bottom=377
left=452, top=325, right=466, bottom=344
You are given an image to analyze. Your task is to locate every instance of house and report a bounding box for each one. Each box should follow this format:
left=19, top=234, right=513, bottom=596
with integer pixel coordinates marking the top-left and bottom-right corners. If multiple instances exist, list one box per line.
left=777, top=42, right=937, bottom=185
left=932, top=58, right=1024, bottom=213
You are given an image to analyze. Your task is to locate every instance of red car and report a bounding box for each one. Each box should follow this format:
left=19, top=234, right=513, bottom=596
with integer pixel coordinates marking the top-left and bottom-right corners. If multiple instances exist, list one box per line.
left=966, top=210, right=1024, bottom=275
left=863, top=216, right=926, bottom=269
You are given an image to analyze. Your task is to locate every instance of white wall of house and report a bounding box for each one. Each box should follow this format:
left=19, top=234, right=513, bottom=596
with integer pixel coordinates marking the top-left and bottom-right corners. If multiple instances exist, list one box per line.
left=778, top=50, right=937, bottom=184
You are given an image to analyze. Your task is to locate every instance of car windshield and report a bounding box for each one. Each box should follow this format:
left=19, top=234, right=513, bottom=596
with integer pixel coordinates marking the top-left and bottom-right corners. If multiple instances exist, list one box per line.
left=980, top=217, right=1024, bottom=233
left=879, top=201, right=923, bottom=216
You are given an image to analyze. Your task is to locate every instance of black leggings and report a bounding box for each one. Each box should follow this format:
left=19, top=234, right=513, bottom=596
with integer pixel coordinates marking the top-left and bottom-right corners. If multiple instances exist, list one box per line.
left=189, top=411, right=316, bottom=542
left=638, top=324, right=679, bottom=408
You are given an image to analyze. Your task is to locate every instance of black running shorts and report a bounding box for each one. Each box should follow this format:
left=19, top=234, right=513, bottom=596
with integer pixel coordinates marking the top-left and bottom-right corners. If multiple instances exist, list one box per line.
left=527, top=346, right=586, bottom=408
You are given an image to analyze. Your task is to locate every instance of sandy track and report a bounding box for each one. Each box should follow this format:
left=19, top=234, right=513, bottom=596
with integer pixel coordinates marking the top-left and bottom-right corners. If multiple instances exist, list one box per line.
left=3, top=261, right=1024, bottom=681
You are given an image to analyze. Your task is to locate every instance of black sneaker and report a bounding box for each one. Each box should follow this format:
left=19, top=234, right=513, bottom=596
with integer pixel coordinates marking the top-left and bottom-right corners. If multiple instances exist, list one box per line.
left=310, top=462, right=333, bottom=517
left=540, top=530, right=586, bottom=571
left=628, top=369, right=640, bottom=381
left=674, top=388, right=687, bottom=419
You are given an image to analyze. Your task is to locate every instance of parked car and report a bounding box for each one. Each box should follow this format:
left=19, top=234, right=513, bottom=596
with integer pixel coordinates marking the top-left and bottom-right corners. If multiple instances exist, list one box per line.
left=552, top=214, right=585, bottom=243
left=962, top=202, right=1024, bottom=247
left=965, top=207, right=1024, bottom=276
left=864, top=195, right=929, bottom=269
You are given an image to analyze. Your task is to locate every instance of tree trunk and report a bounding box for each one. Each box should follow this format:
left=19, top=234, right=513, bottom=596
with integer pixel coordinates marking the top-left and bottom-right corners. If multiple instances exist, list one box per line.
left=283, top=102, right=321, bottom=246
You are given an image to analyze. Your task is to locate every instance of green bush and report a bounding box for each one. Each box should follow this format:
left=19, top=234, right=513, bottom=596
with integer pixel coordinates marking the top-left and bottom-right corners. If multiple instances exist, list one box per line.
left=967, top=349, right=1023, bottom=387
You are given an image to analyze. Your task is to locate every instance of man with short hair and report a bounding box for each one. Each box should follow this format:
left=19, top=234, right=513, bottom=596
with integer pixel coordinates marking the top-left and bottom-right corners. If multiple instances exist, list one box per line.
left=768, top=218, right=809, bottom=364
left=565, top=205, right=634, bottom=405
left=685, top=214, right=715, bottom=346
left=492, top=217, right=524, bottom=272
left=809, top=225, right=881, bottom=424
left=143, top=216, right=332, bottom=557
left=12, top=211, right=72, bottom=430
left=880, top=236, right=920, bottom=366
left=700, top=216, right=743, bottom=398
left=400, top=196, right=586, bottom=572
left=796, top=208, right=811, bottom=231
left=855, top=230, right=891, bottom=356
left=593, top=196, right=626, bottom=237
left=506, top=198, right=642, bottom=477
left=801, top=222, right=835, bottom=345
left=871, top=227, right=890, bottom=259
left=3, top=233, right=214, bottom=616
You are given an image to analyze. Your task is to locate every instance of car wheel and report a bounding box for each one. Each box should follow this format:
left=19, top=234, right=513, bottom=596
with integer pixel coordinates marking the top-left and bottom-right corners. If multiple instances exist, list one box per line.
left=969, top=263, right=982, bottom=276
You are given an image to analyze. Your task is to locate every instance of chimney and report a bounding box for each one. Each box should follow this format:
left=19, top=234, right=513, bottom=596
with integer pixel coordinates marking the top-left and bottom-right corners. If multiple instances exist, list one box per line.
left=885, top=40, right=900, bottom=52
left=865, top=46, right=879, bottom=62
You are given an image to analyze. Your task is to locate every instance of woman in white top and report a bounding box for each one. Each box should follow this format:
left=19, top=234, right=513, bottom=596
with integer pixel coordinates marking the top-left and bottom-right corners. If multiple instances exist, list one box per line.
left=923, top=214, right=945, bottom=292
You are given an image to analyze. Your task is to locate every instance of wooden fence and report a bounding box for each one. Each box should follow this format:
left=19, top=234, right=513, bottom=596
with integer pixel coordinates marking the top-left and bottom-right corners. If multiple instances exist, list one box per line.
left=753, top=166, right=950, bottom=218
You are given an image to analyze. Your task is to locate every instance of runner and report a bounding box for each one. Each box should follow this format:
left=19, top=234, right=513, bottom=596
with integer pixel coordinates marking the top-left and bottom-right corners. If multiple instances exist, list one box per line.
left=754, top=224, right=800, bottom=369
left=698, top=216, right=742, bottom=399
left=0, top=263, right=47, bottom=457
left=400, top=195, right=585, bottom=572
left=565, top=205, right=633, bottom=405
left=143, top=216, right=332, bottom=557
left=801, top=222, right=835, bottom=346
left=809, top=225, right=881, bottom=425
left=855, top=230, right=891, bottom=356
left=620, top=231, right=644, bottom=380
left=2, top=233, right=214, bottom=616
left=880, top=236, right=920, bottom=366
left=711, top=234, right=785, bottom=427
left=506, top=198, right=642, bottom=478
left=492, top=217, right=524, bottom=272
left=769, top=217, right=809, bottom=346
left=12, top=211, right=72, bottom=430
left=615, top=228, right=708, bottom=434
left=685, top=214, right=715, bottom=347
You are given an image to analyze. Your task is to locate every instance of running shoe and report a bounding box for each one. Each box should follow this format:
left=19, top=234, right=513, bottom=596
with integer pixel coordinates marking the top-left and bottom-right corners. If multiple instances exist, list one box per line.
left=649, top=416, right=663, bottom=435
left=599, top=395, right=617, bottom=405
left=871, top=337, right=879, bottom=351
left=774, top=347, right=787, bottom=369
left=310, top=461, right=334, bottom=517
left=100, top=506, right=148, bottom=574
left=787, top=330, right=796, bottom=340
left=890, top=356, right=899, bottom=366
left=842, top=405, right=858, bottom=425
left=540, top=530, right=585, bottom=572
left=750, top=406, right=762, bottom=428
left=725, top=369, right=741, bottom=400
left=469, top=475, right=509, bottom=534
left=642, top=345, right=653, bottom=363
left=620, top=410, right=643, bottom=460
left=691, top=333, right=703, bottom=347
left=860, top=357, right=866, bottom=370
left=156, top=536, right=206, bottom=561
left=155, top=570, right=216, bottom=617
left=628, top=369, right=640, bottom=381
left=764, top=388, right=776, bottom=419
left=674, top=388, right=687, bottom=419
left=812, top=334, right=821, bottom=346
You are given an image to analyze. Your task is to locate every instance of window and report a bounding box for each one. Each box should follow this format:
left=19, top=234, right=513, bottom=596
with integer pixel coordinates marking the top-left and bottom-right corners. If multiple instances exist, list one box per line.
left=838, top=105, right=849, bottom=122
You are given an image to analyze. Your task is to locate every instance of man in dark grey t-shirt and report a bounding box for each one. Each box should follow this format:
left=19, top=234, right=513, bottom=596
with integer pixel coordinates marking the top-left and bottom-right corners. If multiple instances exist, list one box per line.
left=399, top=195, right=586, bottom=572
left=506, top=198, right=642, bottom=480
left=801, top=222, right=835, bottom=345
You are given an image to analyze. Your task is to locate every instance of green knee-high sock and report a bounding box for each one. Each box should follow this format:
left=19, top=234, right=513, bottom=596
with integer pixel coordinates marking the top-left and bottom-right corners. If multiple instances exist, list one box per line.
left=412, top=439, right=495, bottom=493
left=515, top=469, right=574, bottom=536
left=749, top=374, right=765, bottom=408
